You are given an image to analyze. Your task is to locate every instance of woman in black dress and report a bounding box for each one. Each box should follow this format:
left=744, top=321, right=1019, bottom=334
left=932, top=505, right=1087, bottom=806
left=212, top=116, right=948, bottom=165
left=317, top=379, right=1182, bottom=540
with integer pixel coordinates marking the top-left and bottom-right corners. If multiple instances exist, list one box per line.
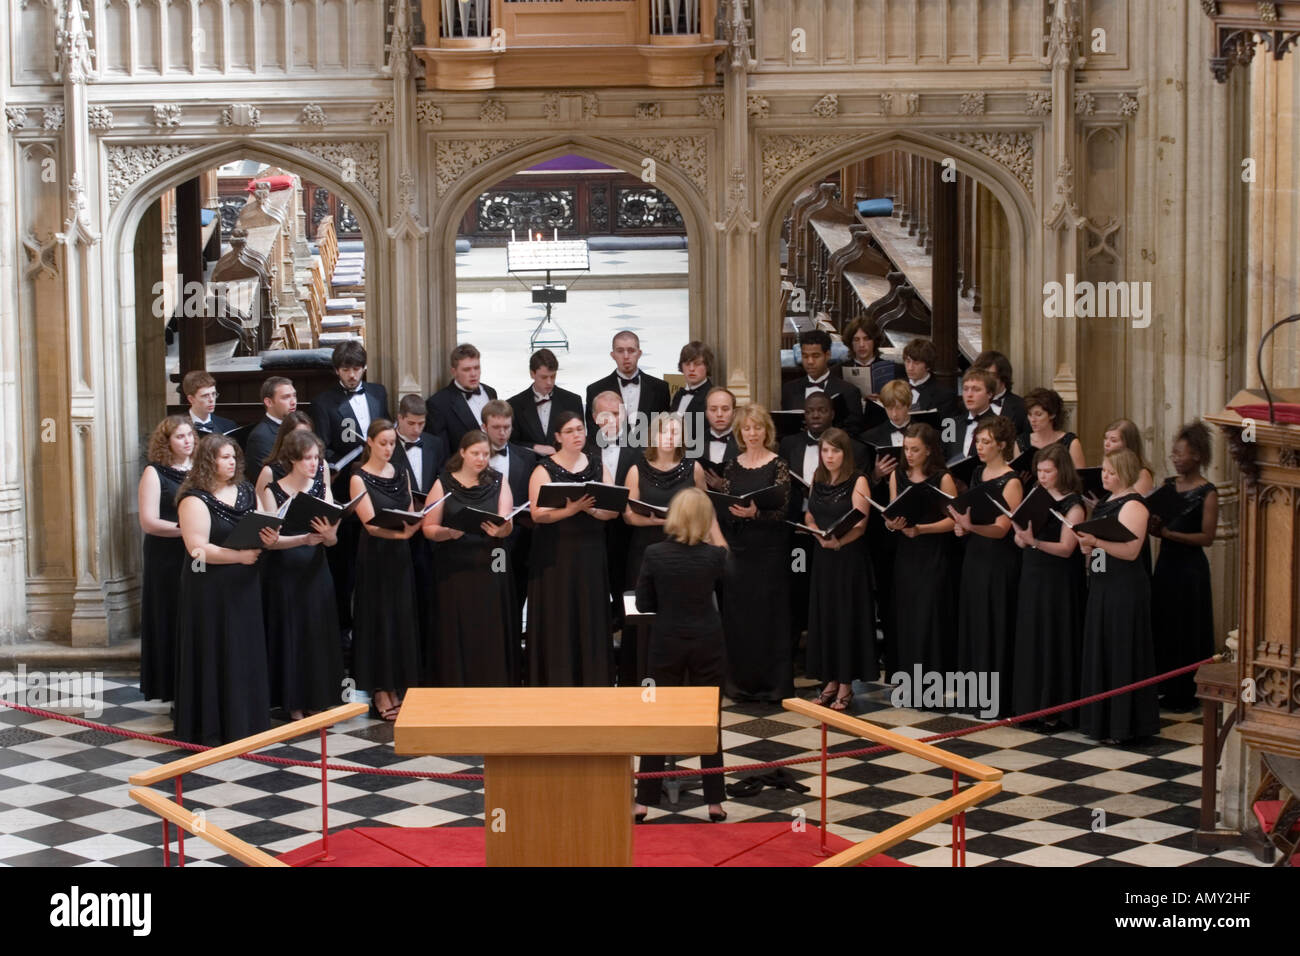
left=885, top=424, right=958, bottom=683
left=1010, top=444, right=1087, bottom=724
left=805, top=428, right=873, bottom=713
left=1099, top=419, right=1156, bottom=577
left=422, top=429, right=518, bottom=686
left=1077, top=449, right=1160, bottom=743
left=174, top=434, right=278, bottom=744
left=1020, top=388, right=1086, bottom=470
left=259, top=429, right=344, bottom=720
left=527, top=410, right=620, bottom=686
left=137, top=415, right=195, bottom=702
left=1149, top=422, right=1218, bottom=709
left=950, top=417, right=1023, bottom=717
left=253, top=411, right=316, bottom=500
left=720, top=404, right=793, bottom=703
left=633, top=488, right=731, bottom=823
left=623, top=412, right=715, bottom=590
left=350, top=419, right=423, bottom=720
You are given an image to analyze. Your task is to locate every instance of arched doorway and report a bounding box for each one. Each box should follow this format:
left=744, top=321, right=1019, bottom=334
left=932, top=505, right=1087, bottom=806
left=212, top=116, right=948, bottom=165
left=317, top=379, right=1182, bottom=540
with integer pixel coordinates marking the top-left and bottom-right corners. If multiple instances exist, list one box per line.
left=428, top=136, right=715, bottom=396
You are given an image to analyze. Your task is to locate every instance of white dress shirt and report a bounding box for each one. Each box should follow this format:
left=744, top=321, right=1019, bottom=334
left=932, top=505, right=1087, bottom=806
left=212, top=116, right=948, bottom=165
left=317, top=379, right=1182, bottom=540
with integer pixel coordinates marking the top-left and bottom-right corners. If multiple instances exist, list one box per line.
left=804, top=372, right=831, bottom=398
left=908, top=373, right=932, bottom=408
left=708, top=430, right=732, bottom=463
left=601, top=441, right=621, bottom=483
left=617, top=371, right=642, bottom=417
left=347, top=391, right=371, bottom=437
left=456, top=385, right=488, bottom=425
left=490, top=444, right=510, bottom=475
left=990, top=391, right=1007, bottom=416
left=401, top=437, right=424, bottom=492
left=533, top=390, right=552, bottom=439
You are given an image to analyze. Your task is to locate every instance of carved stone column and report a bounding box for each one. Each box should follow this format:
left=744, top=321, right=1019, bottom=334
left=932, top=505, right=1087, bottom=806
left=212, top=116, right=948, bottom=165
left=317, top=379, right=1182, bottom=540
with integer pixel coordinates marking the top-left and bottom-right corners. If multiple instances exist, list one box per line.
left=720, top=0, right=757, bottom=403
left=0, top=69, right=24, bottom=643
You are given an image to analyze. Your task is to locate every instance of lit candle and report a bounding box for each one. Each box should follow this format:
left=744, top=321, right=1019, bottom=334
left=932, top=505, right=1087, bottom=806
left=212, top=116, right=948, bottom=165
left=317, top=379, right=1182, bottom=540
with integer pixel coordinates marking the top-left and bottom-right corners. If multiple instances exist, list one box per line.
left=511, top=228, right=516, bottom=241
left=553, top=228, right=558, bottom=241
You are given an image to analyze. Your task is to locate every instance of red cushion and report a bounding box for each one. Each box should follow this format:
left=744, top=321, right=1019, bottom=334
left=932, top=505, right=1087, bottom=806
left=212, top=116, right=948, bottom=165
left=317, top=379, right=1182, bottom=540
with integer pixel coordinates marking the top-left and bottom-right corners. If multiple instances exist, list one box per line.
left=245, top=175, right=295, bottom=193
left=1228, top=403, right=1300, bottom=425
left=1252, top=799, right=1300, bottom=835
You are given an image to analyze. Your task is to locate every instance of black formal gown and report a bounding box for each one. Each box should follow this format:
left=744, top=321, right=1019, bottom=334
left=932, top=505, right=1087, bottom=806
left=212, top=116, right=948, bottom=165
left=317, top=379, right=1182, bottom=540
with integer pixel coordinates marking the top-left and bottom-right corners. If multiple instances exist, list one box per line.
left=1151, top=479, right=1216, bottom=707
left=625, top=456, right=696, bottom=589
left=1079, top=493, right=1160, bottom=741
left=720, top=456, right=794, bottom=702
left=140, top=463, right=188, bottom=702
left=956, top=467, right=1021, bottom=717
left=527, top=455, right=613, bottom=686
left=264, top=472, right=345, bottom=713
left=1019, top=430, right=1078, bottom=462
left=173, top=484, right=271, bottom=745
left=1011, top=493, right=1087, bottom=720
left=892, top=471, right=956, bottom=681
left=805, top=477, right=875, bottom=683
left=432, top=469, right=517, bottom=686
left=352, top=469, right=421, bottom=692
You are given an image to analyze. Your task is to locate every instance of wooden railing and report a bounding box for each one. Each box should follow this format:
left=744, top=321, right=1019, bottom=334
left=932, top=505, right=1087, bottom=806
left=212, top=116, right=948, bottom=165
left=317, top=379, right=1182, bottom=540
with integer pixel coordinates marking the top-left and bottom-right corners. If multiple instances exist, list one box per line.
left=128, top=703, right=368, bottom=867
left=783, top=698, right=1002, bottom=868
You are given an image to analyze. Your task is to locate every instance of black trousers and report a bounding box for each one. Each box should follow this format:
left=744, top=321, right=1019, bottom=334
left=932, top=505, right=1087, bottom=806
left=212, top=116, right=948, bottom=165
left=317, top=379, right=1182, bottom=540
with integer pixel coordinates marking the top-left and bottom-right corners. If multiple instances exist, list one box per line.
left=636, top=628, right=726, bottom=806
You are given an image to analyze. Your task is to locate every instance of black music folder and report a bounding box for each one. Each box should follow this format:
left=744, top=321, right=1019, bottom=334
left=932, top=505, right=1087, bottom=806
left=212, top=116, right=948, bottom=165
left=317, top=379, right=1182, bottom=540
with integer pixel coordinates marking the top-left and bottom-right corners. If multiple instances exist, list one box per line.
left=536, top=481, right=630, bottom=512
left=787, top=508, right=865, bottom=540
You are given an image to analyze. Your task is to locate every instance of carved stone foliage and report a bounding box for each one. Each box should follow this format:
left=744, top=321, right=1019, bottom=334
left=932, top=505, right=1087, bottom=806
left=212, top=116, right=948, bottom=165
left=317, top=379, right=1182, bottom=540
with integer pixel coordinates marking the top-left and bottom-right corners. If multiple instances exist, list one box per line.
left=747, top=94, right=769, bottom=118
left=697, top=94, right=724, bottom=119
left=625, top=136, right=708, bottom=194
left=106, top=143, right=196, bottom=206
left=541, top=91, right=598, bottom=122
left=1025, top=91, right=1052, bottom=116
left=636, top=102, right=662, bottom=121
left=290, top=140, right=382, bottom=201
left=152, top=104, right=183, bottom=128
left=6, top=107, right=28, bottom=132
left=811, top=94, right=839, bottom=118
left=958, top=92, right=986, bottom=116
left=416, top=100, right=444, bottom=127
left=760, top=134, right=859, bottom=198
left=479, top=99, right=507, bottom=123
left=300, top=104, right=328, bottom=128
left=370, top=100, right=395, bottom=125
left=43, top=107, right=64, bottom=131
left=1074, top=90, right=1096, bottom=115
left=1119, top=92, right=1140, bottom=117
left=433, top=138, right=539, bottom=197
left=87, top=105, right=113, bottom=130
left=933, top=131, right=1034, bottom=191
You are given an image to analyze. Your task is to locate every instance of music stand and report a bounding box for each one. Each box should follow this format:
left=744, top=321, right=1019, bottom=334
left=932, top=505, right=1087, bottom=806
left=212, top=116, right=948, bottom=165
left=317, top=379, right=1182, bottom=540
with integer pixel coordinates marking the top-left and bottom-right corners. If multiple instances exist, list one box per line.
left=506, top=239, right=590, bottom=352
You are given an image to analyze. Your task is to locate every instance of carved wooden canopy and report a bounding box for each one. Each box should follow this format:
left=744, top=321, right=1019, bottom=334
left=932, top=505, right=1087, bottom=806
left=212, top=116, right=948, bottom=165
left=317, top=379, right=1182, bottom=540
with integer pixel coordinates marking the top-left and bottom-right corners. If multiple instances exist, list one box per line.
left=1203, top=1, right=1300, bottom=81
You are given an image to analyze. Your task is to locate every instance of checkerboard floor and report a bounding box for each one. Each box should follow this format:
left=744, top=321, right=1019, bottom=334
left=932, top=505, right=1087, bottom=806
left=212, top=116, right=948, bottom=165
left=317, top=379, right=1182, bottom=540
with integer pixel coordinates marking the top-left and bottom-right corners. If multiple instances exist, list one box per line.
left=0, top=676, right=1270, bottom=867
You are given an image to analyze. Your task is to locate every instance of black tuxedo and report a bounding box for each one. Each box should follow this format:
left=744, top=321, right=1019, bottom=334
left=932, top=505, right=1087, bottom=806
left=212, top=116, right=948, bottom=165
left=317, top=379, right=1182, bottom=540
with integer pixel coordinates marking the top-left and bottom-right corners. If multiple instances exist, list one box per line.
left=507, top=386, right=583, bottom=451
left=946, top=407, right=1000, bottom=462
left=190, top=414, right=238, bottom=438
left=487, top=444, right=536, bottom=645
left=310, top=382, right=391, bottom=495
left=991, top=391, right=1030, bottom=439
left=585, top=440, right=642, bottom=486
left=780, top=375, right=867, bottom=437
left=670, top=378, right=712, bottom=419
left=243, top=415, right=282, bottom=482
left=490, top=444, right=537, bottom=510
left=909, top=376, right=957, bottom=418
left=425, top=382, right=499, bottom=452
left=585, top=369, right=671, bottom=437
left=701, top=430, right=741, bottom=470
left=391, top=432, right=448, bottom=501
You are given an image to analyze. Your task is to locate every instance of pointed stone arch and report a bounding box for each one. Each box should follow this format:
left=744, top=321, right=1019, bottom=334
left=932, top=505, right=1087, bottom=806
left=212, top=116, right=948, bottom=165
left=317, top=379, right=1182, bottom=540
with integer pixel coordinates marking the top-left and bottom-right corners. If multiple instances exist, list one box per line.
left=756, top=128, right=1042, bottom=402
left=425, top=133, right=716, bottom=389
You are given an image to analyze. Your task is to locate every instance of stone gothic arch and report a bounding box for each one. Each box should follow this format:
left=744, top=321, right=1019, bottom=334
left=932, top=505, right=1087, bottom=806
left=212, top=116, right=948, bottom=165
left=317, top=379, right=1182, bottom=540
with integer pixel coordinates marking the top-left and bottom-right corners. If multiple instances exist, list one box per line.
left=424, top=134, right=717, bottom=389
left=756, top=128, right=1041, bottom=400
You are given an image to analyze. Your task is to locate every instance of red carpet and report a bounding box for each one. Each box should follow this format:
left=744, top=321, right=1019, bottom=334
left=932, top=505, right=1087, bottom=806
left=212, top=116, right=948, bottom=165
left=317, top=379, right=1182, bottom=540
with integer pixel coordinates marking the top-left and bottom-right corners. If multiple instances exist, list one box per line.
left=279, top=822, right=910, bottom=867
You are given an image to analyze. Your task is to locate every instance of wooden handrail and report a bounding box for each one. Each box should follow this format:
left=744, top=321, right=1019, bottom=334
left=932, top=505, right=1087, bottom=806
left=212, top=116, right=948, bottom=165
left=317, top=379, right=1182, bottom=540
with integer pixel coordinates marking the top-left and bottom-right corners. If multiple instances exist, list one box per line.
left=782, top=699, right=1004, bottom=782
left=129, top=788, right=289, bottom=867
left=815, top=781, right=1002, bottom=867
left=128, top=703, right=368, bottom=786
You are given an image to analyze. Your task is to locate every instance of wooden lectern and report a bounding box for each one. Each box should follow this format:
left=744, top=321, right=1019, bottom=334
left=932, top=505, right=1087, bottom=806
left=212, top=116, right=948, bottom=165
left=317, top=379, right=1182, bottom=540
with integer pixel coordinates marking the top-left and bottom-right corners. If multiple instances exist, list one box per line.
left=394, top=687, right=719, bottom=866
left=1206, top=389, right=1300, bottom=760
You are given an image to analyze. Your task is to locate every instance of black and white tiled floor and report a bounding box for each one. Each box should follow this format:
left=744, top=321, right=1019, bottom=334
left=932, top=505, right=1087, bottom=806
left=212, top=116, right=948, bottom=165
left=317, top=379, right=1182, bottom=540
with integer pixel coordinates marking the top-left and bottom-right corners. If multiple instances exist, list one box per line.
left=0, top=676, right=1271, bottom=867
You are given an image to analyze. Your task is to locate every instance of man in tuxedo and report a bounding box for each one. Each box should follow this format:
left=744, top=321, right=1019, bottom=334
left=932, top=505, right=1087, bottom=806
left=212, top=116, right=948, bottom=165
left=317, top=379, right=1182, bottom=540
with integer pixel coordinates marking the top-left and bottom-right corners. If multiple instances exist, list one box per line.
left=507, top=348, right=583, bottom=456
left=585, top=330, right=670, bottom=438
left=700, top=386, right=740, bottom=490
left=243, top=376, right=298, bottom=481
left=902, top=337, right=958, bottom=420
left=391, top=393, right=446, bottom=683
left=862, top=379, right=917, bottom=485
left=779, top=392, right=868, bottom=519
left=310, top=340, right=391, bottom=636
left=426, top=343, right=499, bottom=451
left=588, top=390, right=641, bottom=635
left=181, top=370, right=237, bottom=437
left=947, top=367, right=1001, bottom=462
left=975, top=349, right=1031, bottom=439
left=671, top=340, right=714, bottom=420
left=780, top=329, right=866, bottom=437
left=482, top=400, right=537, bottom=649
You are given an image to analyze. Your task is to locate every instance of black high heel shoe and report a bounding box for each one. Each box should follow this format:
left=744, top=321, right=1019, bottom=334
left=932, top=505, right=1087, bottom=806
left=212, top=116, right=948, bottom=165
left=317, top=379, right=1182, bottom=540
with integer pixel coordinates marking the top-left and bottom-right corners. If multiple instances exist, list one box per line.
left=709, top=808, right=727, bottom=823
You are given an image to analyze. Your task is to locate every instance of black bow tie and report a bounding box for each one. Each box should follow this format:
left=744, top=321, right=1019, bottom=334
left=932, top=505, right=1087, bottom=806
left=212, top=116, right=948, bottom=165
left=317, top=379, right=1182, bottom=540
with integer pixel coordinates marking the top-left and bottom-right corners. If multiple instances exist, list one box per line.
left=805, top=380, right=827, bottom=390
left=491, top=447, right=507, bottom=457
left=346, top=385, right=365, bottom=397
left=535, top=397, right=551, bottom=406
left=680, top=387, right=699, bottom=396
left=804, top=433, right=821, bottom=447
left=457, top=386, right=482, bottom=398
left=892, top=424, right=907, bottom=433
left=711, top=432, right=732, bottom=441
left=618, top=375, right=640, bottom=388
left=401, top=439, right=420, bottom=451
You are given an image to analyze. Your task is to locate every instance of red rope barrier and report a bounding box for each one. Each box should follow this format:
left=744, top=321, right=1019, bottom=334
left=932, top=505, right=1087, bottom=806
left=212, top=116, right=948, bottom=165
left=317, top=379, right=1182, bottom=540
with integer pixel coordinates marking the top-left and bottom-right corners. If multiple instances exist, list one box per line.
left=0, top=655, right=1218, bottom=783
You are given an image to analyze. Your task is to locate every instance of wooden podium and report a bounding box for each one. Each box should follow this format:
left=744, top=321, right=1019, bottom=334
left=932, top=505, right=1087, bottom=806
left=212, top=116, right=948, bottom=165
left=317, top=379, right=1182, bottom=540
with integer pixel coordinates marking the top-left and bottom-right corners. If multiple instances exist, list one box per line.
left=394, top=687, right=719, bottom=866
